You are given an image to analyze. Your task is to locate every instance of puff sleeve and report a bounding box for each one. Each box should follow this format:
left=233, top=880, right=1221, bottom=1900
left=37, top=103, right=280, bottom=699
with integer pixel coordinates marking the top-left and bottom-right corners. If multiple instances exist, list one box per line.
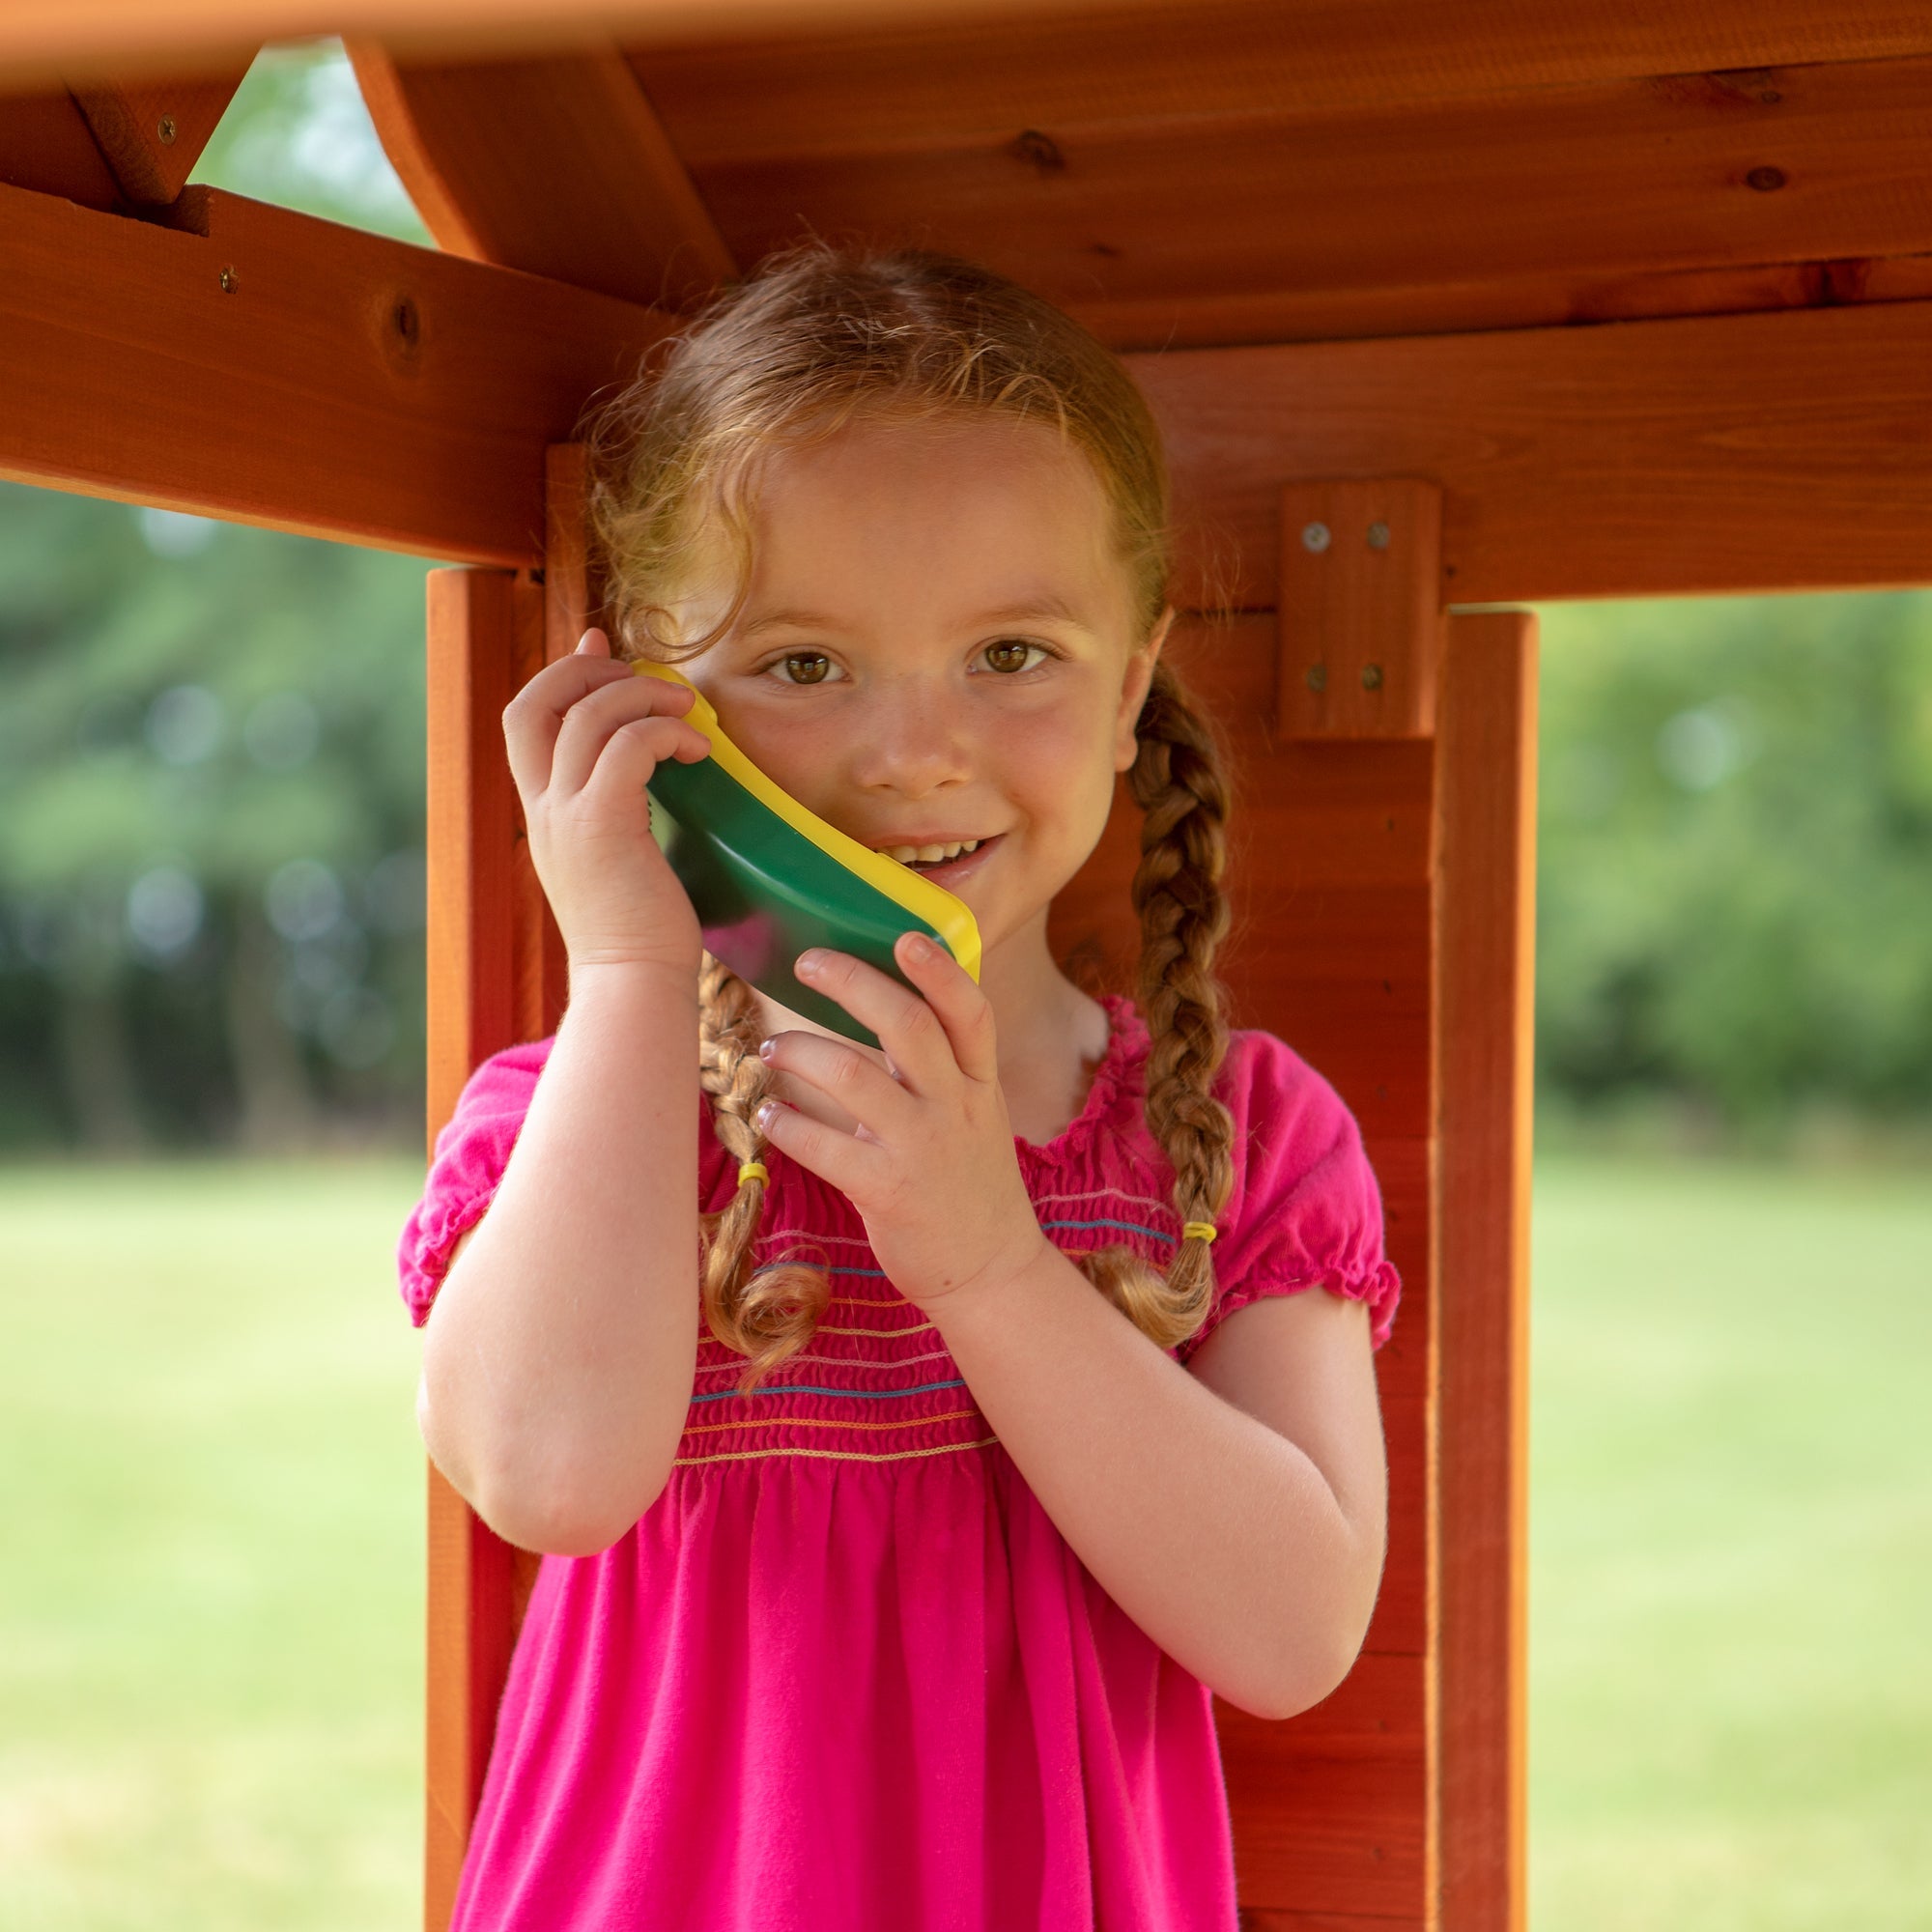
left=394, top=1037, right=556, bottom=1328
left=1173, top=1028, right=1402, bottom=1364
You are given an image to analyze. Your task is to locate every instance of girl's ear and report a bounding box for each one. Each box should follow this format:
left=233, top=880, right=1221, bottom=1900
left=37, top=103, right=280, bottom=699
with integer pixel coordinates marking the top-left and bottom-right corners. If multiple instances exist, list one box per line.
left=1114, top=606, right=1174, bottom=772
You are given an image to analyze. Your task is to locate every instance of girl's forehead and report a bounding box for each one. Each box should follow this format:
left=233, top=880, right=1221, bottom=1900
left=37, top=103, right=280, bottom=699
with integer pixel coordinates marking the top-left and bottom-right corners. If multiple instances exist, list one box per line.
left=738, top=416, right=1128, bottom=609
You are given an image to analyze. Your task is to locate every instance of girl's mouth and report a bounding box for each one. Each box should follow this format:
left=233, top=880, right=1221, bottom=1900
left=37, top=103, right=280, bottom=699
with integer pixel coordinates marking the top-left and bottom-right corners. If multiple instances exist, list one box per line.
left=880, top=834, right=1002, bottom=889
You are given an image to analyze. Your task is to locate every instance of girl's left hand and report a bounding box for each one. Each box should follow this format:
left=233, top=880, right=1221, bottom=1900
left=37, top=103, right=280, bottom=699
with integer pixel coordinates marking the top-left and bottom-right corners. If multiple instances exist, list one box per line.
left=754, top=934, right=1051, bottom=1314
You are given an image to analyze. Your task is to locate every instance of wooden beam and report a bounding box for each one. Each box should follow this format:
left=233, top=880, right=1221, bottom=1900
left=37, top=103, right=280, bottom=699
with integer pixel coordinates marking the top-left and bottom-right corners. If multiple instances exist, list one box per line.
left=1432, top=611, right=1537, bottom=1932
left=1130, top=296, right=1932, bottom=610
left=0, top=177, right=672, bottom=565
left=677, top=48, right=1932, bottom=350
left=10, top=0, right=1927, bottom=97
left=346, top=40, right=735, bottom=310
left=641, top=2, right=1932, bottom=161
left=69, top=62, right=249, bottom=204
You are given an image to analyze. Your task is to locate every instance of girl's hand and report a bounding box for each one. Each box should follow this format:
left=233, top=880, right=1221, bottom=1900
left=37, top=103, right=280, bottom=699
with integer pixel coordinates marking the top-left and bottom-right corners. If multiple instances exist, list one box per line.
left=501, top=628, right=713, bottom=972
left=754, top=934, right=1052, bottom=1312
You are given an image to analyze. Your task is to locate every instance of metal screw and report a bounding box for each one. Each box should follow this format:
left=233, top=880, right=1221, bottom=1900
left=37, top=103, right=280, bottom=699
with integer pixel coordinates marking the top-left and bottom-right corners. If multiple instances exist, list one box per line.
left=1367, top=520, right=1390, bottom=550
left=1305, top=663, right=1327, bottom=693
left=1301, top=521, right=1330, bottom=554
left=218, top=266, right=238, bottom=293
left=1362, top=663, right=1384, bottom=691
left=156, top=114, right=177, bottom=144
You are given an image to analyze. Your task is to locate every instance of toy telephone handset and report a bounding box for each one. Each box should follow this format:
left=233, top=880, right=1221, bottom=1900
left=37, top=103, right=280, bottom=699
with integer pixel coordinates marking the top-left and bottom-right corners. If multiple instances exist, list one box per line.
left=633, top=661, right=982, bottom=1049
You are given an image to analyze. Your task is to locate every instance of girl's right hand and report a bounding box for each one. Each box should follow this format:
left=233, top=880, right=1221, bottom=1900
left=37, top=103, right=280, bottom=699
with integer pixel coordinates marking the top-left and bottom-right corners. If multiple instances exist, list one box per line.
left=502, top=626, right=713, bottom=972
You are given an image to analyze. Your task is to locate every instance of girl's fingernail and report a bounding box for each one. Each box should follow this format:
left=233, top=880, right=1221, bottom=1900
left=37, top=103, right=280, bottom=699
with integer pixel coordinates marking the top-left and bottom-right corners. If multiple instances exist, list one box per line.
left=903, top=932, right=935, bottom=963
left=757, top=1037, right=775, bottom=1062
left=796, top=950, right=823, bottom=977
left=755, top=1101, right=778, bottom=1132
left=575, top=630, right=592, bottom=653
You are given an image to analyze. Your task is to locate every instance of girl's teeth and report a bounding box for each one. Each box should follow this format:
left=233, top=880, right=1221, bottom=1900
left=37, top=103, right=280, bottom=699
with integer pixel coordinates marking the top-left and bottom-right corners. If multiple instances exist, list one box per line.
left=885, top=838, right=980, bottom=865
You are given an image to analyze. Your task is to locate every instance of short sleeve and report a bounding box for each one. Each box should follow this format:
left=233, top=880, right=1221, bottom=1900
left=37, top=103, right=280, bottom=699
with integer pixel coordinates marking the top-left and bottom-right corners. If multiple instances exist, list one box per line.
left=1174, top=1029, right=1402, bottom=1363
left=394, top=1037, right=555, bottom=1327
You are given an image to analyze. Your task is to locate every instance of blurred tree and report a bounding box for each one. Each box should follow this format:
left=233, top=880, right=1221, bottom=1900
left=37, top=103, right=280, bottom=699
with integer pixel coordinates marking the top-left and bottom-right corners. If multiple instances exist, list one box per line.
left=1535, top=591, right=1932, bottom=1131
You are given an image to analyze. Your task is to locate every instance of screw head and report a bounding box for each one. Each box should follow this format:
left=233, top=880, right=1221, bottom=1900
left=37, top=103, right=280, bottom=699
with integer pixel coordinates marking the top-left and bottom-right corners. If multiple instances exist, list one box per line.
left=1305, top=662, right=1327, bottom=693
left=156, top=114, right=178, bottom=145
left=218, top=266, right=238, bottom=293
left=1367, top=520, right=1391, bottom=550
left=1362, top=663, right=1384, bottom=691
left=1301, top=521, right=1330, bottom=554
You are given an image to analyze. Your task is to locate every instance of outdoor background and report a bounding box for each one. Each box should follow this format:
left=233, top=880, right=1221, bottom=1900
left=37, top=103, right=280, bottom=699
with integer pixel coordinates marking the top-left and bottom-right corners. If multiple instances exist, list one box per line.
left=3, top=37, right=1929, bottom=1930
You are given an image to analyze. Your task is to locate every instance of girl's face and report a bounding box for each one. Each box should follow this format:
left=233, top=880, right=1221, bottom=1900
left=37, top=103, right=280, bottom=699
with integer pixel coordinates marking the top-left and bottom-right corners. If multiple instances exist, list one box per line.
left=670, top=416, right=1165, bottom=971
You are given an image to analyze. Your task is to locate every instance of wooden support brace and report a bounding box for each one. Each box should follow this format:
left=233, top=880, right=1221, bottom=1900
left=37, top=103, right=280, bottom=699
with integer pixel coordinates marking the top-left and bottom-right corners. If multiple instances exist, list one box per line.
left=67, top=63, right=247, bottom=204
left=1278, top=478, right=1443, bottom=739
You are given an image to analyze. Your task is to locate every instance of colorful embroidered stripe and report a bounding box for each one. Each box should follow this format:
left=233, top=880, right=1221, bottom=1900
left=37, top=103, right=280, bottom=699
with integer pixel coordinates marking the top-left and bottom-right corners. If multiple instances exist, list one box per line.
left=687, top=1377, right=968, bottom=1405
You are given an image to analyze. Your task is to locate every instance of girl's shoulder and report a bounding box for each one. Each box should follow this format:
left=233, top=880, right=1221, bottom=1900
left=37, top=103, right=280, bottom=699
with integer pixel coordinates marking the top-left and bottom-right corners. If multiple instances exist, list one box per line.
left=1070, top=998, right=1401, bottom=1354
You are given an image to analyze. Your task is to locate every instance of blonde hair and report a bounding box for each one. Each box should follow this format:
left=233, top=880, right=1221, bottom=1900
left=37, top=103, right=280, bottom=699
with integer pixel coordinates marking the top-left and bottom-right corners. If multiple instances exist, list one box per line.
left=581, top=243, right=1234, bottom=1392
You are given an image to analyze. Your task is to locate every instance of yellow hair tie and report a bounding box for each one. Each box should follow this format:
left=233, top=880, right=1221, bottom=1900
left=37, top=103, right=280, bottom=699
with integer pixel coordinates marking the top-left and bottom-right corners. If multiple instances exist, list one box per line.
left=737, top=1161, right=769, bottom=1188
left=1181, top=1221, right=1218, bottom=1246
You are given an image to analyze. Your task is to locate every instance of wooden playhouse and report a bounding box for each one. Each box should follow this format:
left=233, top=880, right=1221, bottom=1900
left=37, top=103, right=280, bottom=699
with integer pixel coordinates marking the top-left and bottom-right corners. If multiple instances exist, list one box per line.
left=8, top=4, right=1931, bottom=1925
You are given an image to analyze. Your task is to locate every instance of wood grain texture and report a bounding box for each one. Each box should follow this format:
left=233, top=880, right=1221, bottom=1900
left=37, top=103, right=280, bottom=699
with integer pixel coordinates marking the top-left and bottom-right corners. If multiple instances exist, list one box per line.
left=68, top=63, right=245, bottom=202
left=347, top=39, right=734, bottom=309
left=1130, top=296, right=1932, bottom=610
left=0, top=178, right=670, bottom=565
left=1431, top=611, right=1537, bottom=1932
left=641, top=2, right=1932, bottom=160
left=0, top=81, right=126, bottom=206
left=424, top=565, right=527, bottom=1931
left=673, top=49, right=1932, bottom=350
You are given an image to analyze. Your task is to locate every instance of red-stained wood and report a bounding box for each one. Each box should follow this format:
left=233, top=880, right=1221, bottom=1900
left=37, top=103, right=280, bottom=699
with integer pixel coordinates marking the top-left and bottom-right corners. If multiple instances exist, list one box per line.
left=1217, top=1654, right=1429, bottom=1917
left=0, top=85, right=129, bottom=206
left=1431, top=611, right=1538, bottom=1932
left=1129, top=296, right=1932, bottom=611
left=639, top=1, right=1932, bottom=161
left=346, top=40, right=735, bottom=309
left=0, top=177, right=671, bottom=566
left=675, top=50, right=1932, bottom=353
left=423, top=565, right=528, bottom=1932
left=68, top=63, right=246, bottom=203
left=1279, top=482, right=1442, bottom=740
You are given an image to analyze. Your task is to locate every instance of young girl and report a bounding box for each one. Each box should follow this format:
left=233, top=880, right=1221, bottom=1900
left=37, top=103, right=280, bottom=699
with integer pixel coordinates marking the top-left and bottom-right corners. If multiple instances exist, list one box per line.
left=397, top=245, right=1401, bottom=1931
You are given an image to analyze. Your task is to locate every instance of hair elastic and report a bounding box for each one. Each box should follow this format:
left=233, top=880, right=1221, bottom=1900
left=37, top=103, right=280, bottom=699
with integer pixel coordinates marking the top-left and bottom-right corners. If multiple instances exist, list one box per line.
left=737, top=1161, right=769, bottom=1188
left=1180, top=1221, right=1218, bottom=1245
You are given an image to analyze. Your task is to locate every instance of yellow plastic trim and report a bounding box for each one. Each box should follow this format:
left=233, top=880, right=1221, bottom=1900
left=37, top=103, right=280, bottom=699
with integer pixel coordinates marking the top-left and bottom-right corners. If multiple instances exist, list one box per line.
left=633, top=660, right=982, bottom=981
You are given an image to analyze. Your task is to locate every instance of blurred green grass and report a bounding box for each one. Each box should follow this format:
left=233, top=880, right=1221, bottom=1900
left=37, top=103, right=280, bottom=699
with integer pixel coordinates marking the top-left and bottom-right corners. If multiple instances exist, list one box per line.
left=1, top=1154, right=1927, bottom=1927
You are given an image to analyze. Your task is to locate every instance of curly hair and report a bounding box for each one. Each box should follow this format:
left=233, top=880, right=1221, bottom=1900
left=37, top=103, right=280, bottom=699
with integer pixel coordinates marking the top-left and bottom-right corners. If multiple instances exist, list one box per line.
left=580, top=242, right=1235, bottom=1393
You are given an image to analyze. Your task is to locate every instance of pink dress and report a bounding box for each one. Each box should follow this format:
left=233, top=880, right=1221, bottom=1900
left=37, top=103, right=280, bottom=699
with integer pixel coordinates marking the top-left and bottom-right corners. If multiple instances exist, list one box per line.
left=397, top=995, right=1400, bottom=1931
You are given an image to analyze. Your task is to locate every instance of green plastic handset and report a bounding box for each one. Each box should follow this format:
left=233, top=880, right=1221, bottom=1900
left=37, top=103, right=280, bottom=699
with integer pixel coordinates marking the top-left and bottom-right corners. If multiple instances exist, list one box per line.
left=633, top=661, right=982, bottom=1048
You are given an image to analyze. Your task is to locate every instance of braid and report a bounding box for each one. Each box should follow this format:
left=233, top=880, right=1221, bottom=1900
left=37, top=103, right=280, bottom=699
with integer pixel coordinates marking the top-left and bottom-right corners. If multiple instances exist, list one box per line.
left=696, top=952, right=830, bottom=1394
left=1075, top=658, right=1235, bottom=1350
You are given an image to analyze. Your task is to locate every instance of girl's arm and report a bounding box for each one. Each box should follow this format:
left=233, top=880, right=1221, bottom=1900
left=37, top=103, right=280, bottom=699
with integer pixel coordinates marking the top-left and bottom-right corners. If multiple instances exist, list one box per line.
left=416, top=963, right=699, bottom=1558
left=928, top=1251, right=1386, bottom=1720
left=415, top=628, right=715, bottom=1557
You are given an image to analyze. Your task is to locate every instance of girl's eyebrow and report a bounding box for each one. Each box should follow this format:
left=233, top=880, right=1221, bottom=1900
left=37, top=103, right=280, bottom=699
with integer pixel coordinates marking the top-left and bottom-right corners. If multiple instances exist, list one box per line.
left=738, top=594, right=1096, bottom=639
left=740, top=608, right=843, bottom=639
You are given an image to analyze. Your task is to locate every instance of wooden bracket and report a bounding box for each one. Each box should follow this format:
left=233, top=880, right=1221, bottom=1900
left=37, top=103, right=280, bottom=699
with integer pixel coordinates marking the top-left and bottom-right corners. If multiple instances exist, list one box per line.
left=1277, top=477, right=1444, bottom=739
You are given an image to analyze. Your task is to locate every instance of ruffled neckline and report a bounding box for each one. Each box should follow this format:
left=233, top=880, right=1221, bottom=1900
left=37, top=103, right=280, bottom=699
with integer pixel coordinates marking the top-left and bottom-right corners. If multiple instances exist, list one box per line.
left=1011, top=993, right=1151, bottom=1166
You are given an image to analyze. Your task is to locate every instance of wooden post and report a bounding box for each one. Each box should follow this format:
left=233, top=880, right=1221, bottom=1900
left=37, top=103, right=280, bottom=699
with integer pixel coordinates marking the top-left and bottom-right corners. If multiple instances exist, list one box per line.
left=420, top=445, right=596, bottom=1931
left=1433, top=610, right=1537, bottom=1932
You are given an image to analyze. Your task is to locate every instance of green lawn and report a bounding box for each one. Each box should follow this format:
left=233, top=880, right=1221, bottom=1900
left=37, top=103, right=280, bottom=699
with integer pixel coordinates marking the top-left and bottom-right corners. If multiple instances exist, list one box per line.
left=1, top=1153, right=1927, bottom=1928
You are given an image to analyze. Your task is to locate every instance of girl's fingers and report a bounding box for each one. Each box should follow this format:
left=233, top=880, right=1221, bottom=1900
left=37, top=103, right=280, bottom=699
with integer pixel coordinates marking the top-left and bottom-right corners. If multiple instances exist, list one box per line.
left=792, top=947, right=966, bottom=1094
left=579, top=713, right=712, bottom=803
left=501, top=652, right=634, bottom=803
left=891, top=932, right=1001, bottom=1084
left=545, top=671, right=706, bottom=800
left=758, top=1029, right=915, bottom=1136
left=753, top=1095, right=879, bottom=1197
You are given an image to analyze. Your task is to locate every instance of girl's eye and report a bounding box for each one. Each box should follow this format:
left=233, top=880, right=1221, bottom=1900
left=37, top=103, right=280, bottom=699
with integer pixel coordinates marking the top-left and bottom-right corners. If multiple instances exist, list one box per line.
left=774, top=651, right=837, bottom=686
left=980, top=639, right=1048, bottom=675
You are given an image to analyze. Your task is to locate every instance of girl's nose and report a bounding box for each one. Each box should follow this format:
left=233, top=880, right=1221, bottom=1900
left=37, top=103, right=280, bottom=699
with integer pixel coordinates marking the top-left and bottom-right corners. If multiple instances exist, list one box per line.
left=847, top=676, right=975, bottom=799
